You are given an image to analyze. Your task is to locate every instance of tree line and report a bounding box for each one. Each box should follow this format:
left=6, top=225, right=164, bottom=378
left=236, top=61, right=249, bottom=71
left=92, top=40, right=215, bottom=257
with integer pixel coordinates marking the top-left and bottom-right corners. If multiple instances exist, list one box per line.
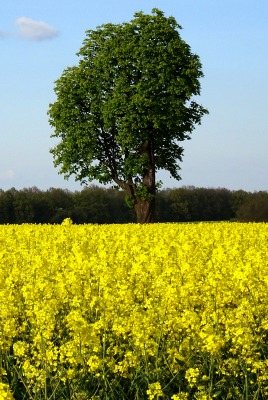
left=0, top=185, right=267, bottom=224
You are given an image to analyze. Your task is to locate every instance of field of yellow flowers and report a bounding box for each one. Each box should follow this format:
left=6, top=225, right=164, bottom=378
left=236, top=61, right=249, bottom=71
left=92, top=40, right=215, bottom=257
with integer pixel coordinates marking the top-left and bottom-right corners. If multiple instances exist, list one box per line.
left=1, top=220, right=268, bottom=399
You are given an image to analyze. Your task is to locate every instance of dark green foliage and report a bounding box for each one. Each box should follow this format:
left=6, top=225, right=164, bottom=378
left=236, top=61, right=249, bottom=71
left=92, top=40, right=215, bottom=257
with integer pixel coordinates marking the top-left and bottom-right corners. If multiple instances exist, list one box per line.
left=0, top=189, right=14, bottom=223
left=0, top=186, right=135, bottom=224
left=159, top=187, right=235, bottom=222
left=71, top=185, right=135, bottom=223
left=231, top=189, right=251, bottom=216
left=236, top=191, right=268, bottom=222
left=0, top=185, right=267, bottom=224
left=45, top=188, right=74, bottom=223
left=48, top=9, right=208, bottom=222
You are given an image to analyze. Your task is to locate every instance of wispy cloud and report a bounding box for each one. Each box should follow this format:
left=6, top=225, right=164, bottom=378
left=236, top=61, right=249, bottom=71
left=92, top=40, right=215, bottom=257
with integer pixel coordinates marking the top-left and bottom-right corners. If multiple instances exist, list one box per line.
left=15, top=17, right=58, bottom=41
left=0, top=169, right=15, bottom=181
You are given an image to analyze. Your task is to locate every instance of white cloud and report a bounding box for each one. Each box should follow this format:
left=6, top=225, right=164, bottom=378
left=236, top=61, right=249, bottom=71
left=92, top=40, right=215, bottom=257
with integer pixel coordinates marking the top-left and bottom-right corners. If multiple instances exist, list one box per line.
left=15, top=17, right=58, bottom=41
left=0, top=169, right=15, bottom=181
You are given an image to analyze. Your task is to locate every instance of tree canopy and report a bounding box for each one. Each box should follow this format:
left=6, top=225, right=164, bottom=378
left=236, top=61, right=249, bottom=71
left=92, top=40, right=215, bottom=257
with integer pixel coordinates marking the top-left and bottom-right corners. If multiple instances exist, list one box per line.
left=48, top=8, right=208, bottom=222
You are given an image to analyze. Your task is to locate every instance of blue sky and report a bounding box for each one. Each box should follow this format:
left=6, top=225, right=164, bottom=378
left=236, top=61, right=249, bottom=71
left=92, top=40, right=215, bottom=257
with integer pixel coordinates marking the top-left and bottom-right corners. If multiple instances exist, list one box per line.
left=1, top=0, right=268, bottom=192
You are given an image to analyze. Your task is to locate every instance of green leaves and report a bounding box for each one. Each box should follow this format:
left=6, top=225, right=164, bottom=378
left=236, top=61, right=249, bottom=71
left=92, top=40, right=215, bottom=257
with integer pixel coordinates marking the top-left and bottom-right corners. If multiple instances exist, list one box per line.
left=48, top=8, right=208, bottom=217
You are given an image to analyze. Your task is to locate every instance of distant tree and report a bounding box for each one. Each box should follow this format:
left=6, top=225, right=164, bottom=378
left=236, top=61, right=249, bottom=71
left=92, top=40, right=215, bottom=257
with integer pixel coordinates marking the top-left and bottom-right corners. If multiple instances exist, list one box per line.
left=2, top=188, right=17, bottom=223
left=236, top=191, right=268, bottom=222
left=12, top=189, right=35, bottom=223
left=188, top=188, right=234, bottom=221
left=27, top=187, right=54, bottom=223
left=164, top=187, right=234, bottom=222
left=48, top=9, right=208, bottom=223
left=46, top=188, right=74, bottom=223
left=168, top=187, right=191, bottom=221
left=209, top=188, right=234, bottom=220
left=72, top=186, right=111, bottom=224
left=231, top=189, right=251, bottom=216
left=72, top=186, right=135, bottom=224
left=104, top=188, right=135, bottom=223
left=0, top=190, right=10, bottom=224
left=155, top=189, right=177, bottom=222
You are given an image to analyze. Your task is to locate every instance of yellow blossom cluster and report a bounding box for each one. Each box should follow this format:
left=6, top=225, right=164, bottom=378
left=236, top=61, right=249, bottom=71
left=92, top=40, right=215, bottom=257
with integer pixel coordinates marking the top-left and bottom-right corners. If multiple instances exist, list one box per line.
left=1, top=222, right=268, bottom=398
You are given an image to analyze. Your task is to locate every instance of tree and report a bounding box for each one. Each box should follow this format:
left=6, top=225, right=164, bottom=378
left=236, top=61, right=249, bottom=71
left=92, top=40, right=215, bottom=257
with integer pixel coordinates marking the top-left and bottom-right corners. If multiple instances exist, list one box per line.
left=46, top=188, right=74, bottom=223
left=48, top=9, right=208, bottom=223
left=236, top=191, right=268, bottom=222
left=72, top=186, right=111, bottom=224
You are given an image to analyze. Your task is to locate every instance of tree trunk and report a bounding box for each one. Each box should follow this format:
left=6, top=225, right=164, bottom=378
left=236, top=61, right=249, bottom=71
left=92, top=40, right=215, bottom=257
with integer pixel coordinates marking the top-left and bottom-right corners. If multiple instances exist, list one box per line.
left=116, top=139, right=156, bottom=223
left=134, top=197, right=155, bottom=223
left=134, top=139, right=156, bottom=223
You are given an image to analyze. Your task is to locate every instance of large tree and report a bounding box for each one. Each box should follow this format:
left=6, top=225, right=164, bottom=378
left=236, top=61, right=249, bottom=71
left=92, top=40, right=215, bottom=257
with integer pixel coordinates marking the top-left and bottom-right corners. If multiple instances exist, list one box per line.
left=48, top=9, right=208, bottom=223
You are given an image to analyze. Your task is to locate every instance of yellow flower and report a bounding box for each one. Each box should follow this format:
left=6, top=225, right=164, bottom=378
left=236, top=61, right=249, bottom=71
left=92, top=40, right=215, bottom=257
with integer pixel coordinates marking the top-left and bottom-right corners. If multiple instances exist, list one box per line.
left=0, top=382, right=14, bottom=400
left=1, top=222, right=268, bottom=397
left=171, top=393, right=188, bottom=400
left=185, top=368, right=200, bottom=387
left=147, top=382, right=163, bottom=399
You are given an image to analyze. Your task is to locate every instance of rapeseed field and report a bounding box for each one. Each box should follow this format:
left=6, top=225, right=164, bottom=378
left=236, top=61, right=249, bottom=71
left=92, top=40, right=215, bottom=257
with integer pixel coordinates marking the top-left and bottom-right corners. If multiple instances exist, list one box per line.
left=1, top=220, right=268, bottom=399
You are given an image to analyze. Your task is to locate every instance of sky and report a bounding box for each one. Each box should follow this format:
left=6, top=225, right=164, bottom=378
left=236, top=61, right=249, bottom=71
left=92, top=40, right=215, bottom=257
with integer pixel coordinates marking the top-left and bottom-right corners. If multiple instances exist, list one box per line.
left=1, top=0, right=268, bottom=193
